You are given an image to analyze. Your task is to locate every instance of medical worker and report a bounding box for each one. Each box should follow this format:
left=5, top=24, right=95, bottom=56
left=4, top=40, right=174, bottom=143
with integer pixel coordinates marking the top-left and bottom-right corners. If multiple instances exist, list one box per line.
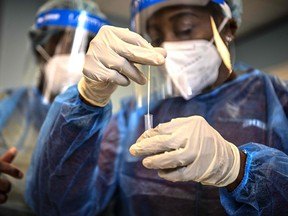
left=26, top=0, right=288, bottom=215
left=0, top=0, right=109, bottom=212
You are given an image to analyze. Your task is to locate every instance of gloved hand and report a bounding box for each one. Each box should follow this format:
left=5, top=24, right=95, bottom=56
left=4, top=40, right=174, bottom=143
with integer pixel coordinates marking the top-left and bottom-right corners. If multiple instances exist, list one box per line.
left=130, top=116, right=240, bottom=187
left=0, top=147, right=23, bottom=204
left=78, top=25, right=166, bottom=107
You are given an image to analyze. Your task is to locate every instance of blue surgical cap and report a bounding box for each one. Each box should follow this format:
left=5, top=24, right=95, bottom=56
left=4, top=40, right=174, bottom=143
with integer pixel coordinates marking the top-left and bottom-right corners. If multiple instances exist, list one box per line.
left=131, top=0, right=243, bottom=30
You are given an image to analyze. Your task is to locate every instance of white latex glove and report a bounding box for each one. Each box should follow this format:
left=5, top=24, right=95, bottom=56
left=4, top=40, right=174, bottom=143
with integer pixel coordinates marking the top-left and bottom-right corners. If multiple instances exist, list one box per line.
left=130, top=116, right=240, bottom=187
left=78, top=25, right=166, bottom=107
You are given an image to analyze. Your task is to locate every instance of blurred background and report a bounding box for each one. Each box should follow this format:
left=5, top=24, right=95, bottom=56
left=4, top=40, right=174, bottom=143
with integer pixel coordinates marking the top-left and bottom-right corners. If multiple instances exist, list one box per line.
left=0, top=0, right=288, bottom=112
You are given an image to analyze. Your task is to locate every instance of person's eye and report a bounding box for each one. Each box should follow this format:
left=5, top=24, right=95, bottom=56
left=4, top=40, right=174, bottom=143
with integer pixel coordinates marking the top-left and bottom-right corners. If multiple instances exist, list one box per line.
left=174, top=27, right=194, bottom=38
left=172, top=13, right=197, bottom=39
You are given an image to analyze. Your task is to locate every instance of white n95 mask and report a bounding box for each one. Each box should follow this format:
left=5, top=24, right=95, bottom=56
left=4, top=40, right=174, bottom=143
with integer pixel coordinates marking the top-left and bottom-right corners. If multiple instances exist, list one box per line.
left=161, top=40, right=222, bottom=100
left=43, top=54, right=84, bottom=103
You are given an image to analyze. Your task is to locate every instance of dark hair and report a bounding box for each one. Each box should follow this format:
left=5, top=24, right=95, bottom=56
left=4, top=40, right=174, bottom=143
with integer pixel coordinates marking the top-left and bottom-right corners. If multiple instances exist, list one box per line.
left=206, top=2, right=225, bottom=25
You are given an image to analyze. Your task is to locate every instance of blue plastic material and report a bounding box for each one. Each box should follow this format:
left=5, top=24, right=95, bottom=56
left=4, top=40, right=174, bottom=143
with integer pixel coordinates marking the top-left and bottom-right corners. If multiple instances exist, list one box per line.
left=35, top=9, right=110, bottom=34
left=130, top=0, right=243, bottom=25
left=26, top=68, right=288, bottom=215
left=212, top=0, right=225, bottom=4
left=132, top=0, right=225, bottom=17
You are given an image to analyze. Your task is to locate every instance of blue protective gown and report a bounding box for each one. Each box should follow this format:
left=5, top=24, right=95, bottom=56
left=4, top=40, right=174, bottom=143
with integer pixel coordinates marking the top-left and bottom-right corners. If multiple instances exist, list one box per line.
left=26, top=69, right=288, bottom=216
left=0, top=87, right=49, bottom=213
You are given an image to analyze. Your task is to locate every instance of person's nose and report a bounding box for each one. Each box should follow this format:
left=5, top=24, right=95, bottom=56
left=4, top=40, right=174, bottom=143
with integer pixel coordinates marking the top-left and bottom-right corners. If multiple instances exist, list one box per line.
left=162, top=31, right=179, bottom=43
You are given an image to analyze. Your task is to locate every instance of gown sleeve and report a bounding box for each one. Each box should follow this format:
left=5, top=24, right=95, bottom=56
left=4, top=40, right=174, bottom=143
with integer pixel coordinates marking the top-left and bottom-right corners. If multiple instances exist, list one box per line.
left=220, top=143, right=288, bottom=215
left=220, top=73, right=288, bottom=215
left=25, top=85, right=115, bottom=216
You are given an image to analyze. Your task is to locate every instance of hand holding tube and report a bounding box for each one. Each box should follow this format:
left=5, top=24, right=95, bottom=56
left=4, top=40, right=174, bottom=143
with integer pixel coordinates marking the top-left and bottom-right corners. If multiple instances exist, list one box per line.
left=130, top=116, right=240, bottom=187
left=78, top=25, right=166, bottom=107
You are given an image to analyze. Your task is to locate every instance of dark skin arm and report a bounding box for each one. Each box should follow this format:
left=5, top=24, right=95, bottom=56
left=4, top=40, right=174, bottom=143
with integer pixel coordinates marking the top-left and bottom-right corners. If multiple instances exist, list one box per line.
left=0, top=147, right=23, bottom=204
left=226, top=151, right=247, bottom=191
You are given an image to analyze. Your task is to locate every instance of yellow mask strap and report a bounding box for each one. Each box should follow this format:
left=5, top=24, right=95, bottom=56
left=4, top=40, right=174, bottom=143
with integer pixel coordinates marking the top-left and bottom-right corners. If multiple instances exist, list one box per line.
left=210, top=16, right=232, bottom=73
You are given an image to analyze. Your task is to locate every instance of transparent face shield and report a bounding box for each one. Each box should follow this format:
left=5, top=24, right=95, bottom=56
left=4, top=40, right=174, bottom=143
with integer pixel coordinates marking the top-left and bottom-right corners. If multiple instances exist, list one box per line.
left=134, top=65, right=168, bottom=104
left=135, top=64, right=175, bottom=130
left=25, top=7, right=109, bottom=103
left=132, top=1, right=234, bottom=111
left=36, top=27, right=90, bottom=103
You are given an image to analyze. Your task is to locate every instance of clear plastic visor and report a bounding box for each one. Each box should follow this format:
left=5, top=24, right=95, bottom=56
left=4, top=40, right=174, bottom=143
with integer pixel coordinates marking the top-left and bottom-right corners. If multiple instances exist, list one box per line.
left=131, top=0, right=231, bottom=38
left=23, top=9, right=109, bottom=103
left=132, top=2, right=233, bottom=108
left=35, top=27, right=91, bottom=103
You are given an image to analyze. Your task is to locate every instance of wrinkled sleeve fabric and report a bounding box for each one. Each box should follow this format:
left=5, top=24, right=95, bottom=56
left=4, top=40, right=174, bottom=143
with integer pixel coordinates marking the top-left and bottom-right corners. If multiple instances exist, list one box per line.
left=220, top=143, right=288, bottom=215
left=25, top=85, right=113, bottom=216
left=219, top=72, right=288, bottom=215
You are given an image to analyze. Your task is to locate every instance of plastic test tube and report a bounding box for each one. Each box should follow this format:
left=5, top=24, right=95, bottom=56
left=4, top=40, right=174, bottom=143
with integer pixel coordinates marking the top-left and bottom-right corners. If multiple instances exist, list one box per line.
left=145, top=65, right=153, bottom=130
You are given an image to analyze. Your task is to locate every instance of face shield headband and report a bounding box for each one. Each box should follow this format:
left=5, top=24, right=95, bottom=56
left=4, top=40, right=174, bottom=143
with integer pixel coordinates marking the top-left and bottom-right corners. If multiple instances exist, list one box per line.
left=131, top=0, right=231, bottom=36
left=35, top=8, right=110, bottom=34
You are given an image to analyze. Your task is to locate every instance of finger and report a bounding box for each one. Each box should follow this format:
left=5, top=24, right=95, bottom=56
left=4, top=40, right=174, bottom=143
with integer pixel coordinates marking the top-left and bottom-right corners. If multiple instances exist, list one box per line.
left=103, top=53, right=147, bottom=85
left=0, top=178, right=11, bottom=193
left=107, top=27, right=166, bottom=65
left=130, top=134, right=176, bottom=156
left=136, top=127, right=162, bottom=143
left=141, top=148, right=194, bottom=169
left=130, top=130, right=187, bottom=156
left=136, top=121, right=175, bottom=142
left=85, top=46, right=147, bottom=86
left=0, top=161, right=23, bottom=179
left=110, top=26, right=164, bottom=52
left=96, top=26, right=166, bottom=66
left=0, top=147, right=17, bottom=163
left=121, top=62, right=147, bottom=85
left=154, top=47, right=167, bottom=58
left=0, top=193, right=8, bottom=204
left=158, top=166, right=189, bottom=182
left=110, top=27, right=152, bottom=47
left=137, top=118, right=189, bottom=143
left=115, top=43, right=165, bottom=66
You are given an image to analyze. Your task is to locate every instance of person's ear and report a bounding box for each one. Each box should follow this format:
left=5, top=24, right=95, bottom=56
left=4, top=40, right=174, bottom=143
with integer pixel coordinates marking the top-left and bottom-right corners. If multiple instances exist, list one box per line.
left=223, top=18, right=238, bottom=44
